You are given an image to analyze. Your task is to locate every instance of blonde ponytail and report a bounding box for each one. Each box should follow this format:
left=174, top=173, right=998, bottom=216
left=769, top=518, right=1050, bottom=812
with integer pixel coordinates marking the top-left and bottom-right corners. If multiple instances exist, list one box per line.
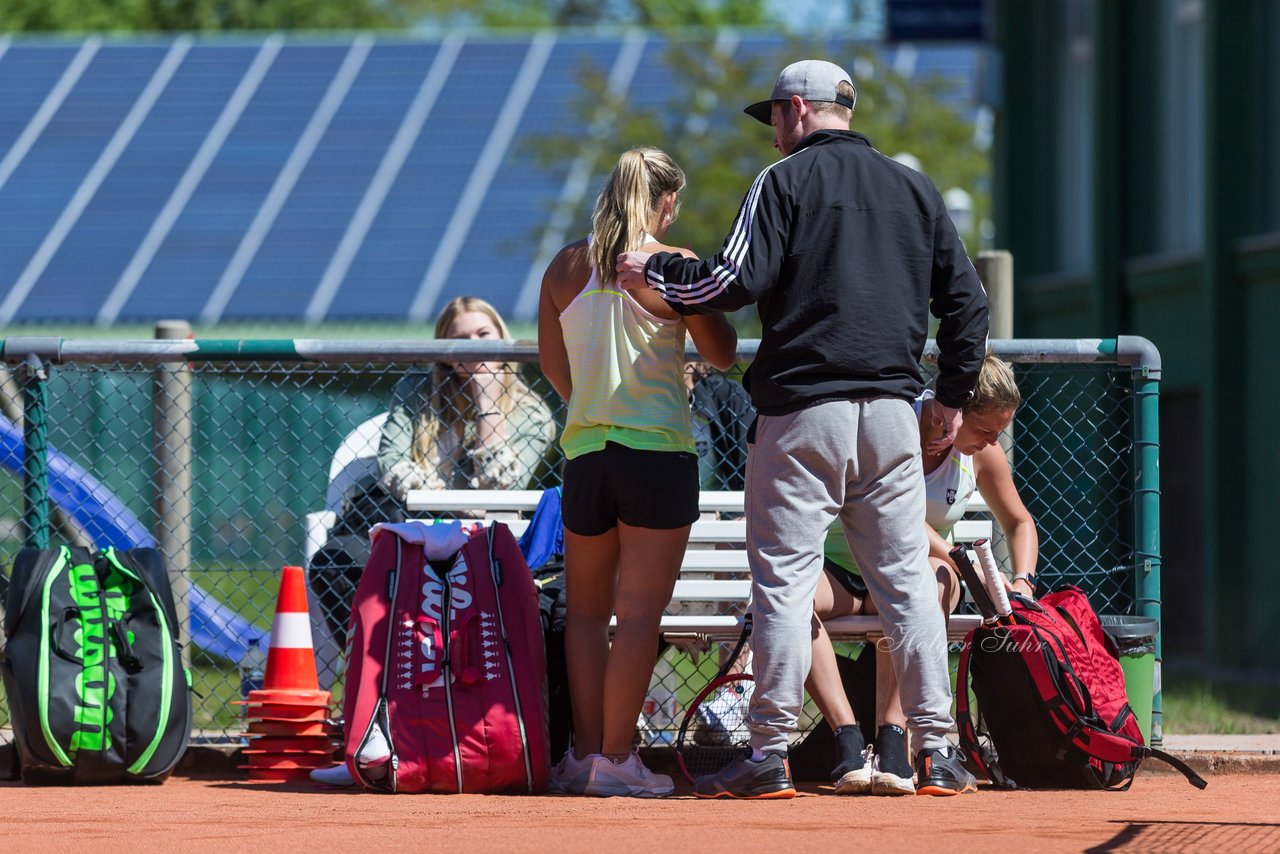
left=967, top=354, right=1021, bottom=415
left=591, top=147, right=685, bottom=285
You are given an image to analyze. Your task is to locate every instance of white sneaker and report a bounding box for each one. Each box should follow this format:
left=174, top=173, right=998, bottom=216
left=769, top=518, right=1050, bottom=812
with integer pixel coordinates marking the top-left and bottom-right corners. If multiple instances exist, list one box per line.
left=355, top=721, right=392, bottom=781
left=584, top=750, right=674, bottom=798
left=357, top=722, right=391, bottom=765
left=833, top=745, right=874, bottom=795
left=548, top=750, right=600, bottom=795
left=870, top=752, right=916, bottom=796
left=310, top=763, right=356, bottom=787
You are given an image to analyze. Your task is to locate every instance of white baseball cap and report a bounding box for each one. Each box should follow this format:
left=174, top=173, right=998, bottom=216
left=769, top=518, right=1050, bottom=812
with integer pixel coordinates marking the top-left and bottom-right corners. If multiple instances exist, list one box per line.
left=744, top=59, right=856, bottom=125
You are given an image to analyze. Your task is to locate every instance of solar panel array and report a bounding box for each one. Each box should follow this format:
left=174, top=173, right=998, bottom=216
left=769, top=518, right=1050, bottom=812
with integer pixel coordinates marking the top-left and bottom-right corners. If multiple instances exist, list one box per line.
left=0, top=34, right=981, bottom=326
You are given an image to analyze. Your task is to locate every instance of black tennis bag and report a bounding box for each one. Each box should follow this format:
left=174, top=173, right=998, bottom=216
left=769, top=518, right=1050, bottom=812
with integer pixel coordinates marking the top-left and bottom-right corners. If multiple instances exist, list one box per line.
left=956, top=587, right=1205, bottom=791
left=2, top=545, right=192, bottom=784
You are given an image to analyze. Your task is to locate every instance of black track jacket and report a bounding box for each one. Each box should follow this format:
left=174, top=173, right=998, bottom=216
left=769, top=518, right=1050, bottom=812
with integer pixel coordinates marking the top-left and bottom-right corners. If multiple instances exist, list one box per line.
left=644, top=129, right=988, bottom=414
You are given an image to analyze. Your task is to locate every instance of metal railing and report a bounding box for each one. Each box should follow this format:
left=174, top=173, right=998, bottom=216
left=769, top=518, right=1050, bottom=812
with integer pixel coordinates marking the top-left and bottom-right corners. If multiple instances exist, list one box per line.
left=0, top=336, right=1162, bottom=746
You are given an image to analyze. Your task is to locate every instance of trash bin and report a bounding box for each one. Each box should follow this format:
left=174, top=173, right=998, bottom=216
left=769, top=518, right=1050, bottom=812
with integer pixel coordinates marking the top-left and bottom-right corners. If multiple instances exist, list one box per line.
left=1100, top=615, right=1159, bottom=744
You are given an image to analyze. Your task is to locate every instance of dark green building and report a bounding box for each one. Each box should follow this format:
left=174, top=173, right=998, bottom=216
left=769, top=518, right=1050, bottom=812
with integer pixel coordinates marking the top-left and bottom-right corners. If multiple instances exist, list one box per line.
left=995, top=0, right=1280, bottom=671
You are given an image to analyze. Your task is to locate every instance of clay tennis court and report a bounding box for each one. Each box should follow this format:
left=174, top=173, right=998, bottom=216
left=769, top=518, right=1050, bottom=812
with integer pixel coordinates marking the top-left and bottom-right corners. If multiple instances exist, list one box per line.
left=4, top=770, right=1276, bottom=853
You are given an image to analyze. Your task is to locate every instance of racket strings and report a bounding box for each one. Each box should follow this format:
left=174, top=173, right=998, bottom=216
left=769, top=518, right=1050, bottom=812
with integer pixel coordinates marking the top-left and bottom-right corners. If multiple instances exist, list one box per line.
left=677, top=675, right=755, bottom=783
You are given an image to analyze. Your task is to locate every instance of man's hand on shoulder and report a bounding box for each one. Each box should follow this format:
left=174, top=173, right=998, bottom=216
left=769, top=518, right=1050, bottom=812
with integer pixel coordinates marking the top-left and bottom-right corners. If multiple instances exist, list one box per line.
left=926, top=400, right=963, bottom=456
left=615, top=250, right=653, bottom=290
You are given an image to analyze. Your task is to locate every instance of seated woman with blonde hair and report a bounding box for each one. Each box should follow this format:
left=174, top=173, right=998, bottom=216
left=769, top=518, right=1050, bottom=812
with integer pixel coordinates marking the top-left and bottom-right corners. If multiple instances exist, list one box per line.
left=809, top=353, right=1039, bottom=796
left=378, top=295, right=556, bottom=500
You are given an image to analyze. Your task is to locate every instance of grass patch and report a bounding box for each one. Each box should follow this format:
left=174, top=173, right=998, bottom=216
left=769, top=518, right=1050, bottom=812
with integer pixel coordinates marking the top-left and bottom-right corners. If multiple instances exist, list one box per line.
left=1161, top=671, right=1280, bottom=735
left=189, top=656, right=247, bottom=732
left=188, top=567, right=280, bottom=632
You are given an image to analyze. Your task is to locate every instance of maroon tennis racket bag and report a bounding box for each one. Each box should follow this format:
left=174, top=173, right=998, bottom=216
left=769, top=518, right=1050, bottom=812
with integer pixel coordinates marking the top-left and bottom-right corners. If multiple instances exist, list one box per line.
left=343, top=521, right=549, bottom=793
left=956, top=586, right=1205, bottom=791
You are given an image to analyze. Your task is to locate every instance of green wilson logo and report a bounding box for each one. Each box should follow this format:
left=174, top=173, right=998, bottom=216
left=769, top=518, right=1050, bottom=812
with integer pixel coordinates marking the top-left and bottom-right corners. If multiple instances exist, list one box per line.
left=67, top=561, right=134, bottom=753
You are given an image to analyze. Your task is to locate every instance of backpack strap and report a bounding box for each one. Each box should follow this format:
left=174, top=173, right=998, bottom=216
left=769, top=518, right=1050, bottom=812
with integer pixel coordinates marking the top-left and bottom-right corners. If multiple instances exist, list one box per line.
left=1145, top=747, right=1208, bottom=790
left=955, top=632, right=1015, bottom=789
left=954, top=637, right=979, bottom=745
left=1058, top=709, right=1208, bottom=789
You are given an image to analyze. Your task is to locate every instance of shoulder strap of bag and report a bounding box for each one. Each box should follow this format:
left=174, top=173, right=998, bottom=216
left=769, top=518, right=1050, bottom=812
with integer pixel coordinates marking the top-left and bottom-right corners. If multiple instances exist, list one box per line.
left=954, top=631, right=1015, bottom=789
left=1146, top=747, right=1208, bottom=789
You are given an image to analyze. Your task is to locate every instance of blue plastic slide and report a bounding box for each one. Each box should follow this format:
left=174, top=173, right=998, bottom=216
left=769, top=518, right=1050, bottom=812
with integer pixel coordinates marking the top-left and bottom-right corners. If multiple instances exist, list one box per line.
left=0, top=413, right=264, bottom=662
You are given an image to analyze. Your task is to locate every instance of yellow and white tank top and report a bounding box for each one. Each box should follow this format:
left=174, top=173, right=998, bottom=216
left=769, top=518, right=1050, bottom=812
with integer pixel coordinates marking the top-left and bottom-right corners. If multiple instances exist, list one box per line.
left=558, top=236, right=694, bottom=460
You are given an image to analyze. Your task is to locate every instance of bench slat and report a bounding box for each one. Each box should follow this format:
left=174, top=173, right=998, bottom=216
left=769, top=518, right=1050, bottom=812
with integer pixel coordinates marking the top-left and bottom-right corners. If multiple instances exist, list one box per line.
left=614, top=613, right=983, bottom=643
left=671, top=579, right=752, bottom=600
left=405, top=489, right=989, bottom=515
left=416, top=518, right=993, bottom=549
left=681, top=550, right=750, bottom=571
left=404, top=489, right=749, bottom=514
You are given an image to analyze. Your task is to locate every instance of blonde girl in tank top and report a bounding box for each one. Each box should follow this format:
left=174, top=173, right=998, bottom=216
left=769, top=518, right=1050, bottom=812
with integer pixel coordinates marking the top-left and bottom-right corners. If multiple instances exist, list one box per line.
left=538, top=147, right=738, bottom=797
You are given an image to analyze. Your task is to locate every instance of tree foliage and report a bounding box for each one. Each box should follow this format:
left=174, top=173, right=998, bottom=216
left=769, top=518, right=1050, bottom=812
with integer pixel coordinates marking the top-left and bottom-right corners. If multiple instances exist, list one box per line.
left=408, top=0, right=773, bottom=29
left=523, top=37, right=992, bottom=332
left=0, top=0, right=430, bottom=31
left=0, top=0, right=774, bottom=32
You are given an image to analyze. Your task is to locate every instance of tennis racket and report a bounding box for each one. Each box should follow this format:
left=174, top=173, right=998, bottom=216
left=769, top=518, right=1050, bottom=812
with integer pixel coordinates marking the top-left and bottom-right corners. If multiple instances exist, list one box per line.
left=949, top=544, right=999, bottom=625
left=674, top=615, right=753, bottom=785
left=973, top=539, right=1013, bottom=620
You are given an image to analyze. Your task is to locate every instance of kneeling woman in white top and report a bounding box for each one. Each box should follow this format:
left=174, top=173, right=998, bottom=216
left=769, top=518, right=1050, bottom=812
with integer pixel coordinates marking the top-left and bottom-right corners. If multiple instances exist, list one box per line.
left=810, top=354, right=1039, bottom=795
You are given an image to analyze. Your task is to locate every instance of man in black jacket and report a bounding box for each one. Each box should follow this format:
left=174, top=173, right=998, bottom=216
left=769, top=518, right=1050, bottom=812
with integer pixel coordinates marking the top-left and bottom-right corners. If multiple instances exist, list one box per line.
left=617, top=59, right=988, bottom=799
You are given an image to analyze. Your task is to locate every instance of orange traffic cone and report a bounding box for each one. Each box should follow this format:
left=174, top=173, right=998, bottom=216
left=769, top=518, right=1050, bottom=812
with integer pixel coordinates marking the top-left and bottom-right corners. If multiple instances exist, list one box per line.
left=258, top=565, right=326, bottom=699
left=239, top=565, right=337, bottom=782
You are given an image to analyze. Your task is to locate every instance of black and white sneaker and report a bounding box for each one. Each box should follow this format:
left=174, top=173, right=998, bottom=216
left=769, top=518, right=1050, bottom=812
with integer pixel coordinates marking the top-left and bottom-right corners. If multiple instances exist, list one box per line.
left=830, top=724, right=871, bottom=795
left=914, top=745, right=977, bottom=796
left=694, top=751, right=796, bottom=799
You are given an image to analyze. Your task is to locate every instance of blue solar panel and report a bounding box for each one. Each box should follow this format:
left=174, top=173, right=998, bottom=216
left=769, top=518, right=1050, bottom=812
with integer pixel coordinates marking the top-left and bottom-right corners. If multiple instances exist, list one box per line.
left=0, top=45, right=78, bottom=157
left=0, top=34, right=985, bottom=327
left=0, top=45, right=162, bottom=298
left=16, top=44, right=259, bottom=323
left=447, top=37, right=620, bottom=319
left=324, top=39, right=528, bottom=320
left=220, top=43, right=434, bottom=321
left=121, top=43, right=347, bottom=321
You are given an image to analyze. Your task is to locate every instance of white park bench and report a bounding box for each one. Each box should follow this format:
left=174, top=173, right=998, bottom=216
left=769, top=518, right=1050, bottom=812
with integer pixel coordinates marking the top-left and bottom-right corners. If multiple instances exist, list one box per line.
left=399, top=488, right=993, bottom=643
left=299, top=415, right=994, bottom=677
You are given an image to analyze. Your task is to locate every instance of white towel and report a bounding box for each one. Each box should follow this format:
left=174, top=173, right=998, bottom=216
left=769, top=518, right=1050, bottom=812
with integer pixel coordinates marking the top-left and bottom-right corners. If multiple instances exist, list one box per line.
left=369, top=520, right=471, bottom=560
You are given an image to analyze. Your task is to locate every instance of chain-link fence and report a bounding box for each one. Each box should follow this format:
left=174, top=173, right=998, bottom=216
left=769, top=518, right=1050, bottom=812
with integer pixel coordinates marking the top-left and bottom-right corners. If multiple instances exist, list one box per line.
left=0, top=337, right=1161, bottom=747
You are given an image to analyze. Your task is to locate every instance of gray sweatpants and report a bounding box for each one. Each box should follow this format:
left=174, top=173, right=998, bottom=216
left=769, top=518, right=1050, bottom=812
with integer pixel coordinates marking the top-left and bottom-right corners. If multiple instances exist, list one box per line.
left=744, top=396, right=954, bottom=757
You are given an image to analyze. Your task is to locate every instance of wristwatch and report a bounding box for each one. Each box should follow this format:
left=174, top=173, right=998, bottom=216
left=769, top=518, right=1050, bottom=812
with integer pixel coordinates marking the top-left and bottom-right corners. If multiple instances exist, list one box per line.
left=1011, top=573, right=1037, bottom=593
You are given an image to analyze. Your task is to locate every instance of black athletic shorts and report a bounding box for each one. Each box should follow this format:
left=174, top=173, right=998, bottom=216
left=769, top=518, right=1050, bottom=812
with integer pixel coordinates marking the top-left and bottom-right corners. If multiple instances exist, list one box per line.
left=823, top=557, right=963, bottom=614
left=561, top=442, right=699, bottom=536
left=824, top=557, right=870, bottom=600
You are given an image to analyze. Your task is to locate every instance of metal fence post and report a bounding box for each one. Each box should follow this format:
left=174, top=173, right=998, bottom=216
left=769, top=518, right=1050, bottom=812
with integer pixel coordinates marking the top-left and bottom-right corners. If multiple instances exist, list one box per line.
left=1118, top=335, right=1162, bottom=746
left=975, top=250, right=1014, bottom=339
left=976, top=250, right=1015, bottom=573
left=18, top=354, right=50, bottom=550
left=154, top=320, right=193, bottom=667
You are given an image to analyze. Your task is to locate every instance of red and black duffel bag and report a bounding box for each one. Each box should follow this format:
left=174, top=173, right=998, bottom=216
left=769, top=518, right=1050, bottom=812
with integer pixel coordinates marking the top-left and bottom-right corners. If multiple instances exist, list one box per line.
left=956, top=586, right=1205, bottom=791
left=343, top=521, right=549, bottom=794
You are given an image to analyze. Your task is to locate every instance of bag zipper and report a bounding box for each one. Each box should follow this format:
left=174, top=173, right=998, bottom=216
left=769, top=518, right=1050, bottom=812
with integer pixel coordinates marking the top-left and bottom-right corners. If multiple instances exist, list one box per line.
left=94, top=563, right=113, bottom=773
left=99, top=548, right=178, bottom=776
left=485, top=524, right=535, bottom=792
left=37, top=547, right=75, bottom=767
left=364, top=536, right=404, bottom=791
left=435, top=554, right=464, bottom=793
